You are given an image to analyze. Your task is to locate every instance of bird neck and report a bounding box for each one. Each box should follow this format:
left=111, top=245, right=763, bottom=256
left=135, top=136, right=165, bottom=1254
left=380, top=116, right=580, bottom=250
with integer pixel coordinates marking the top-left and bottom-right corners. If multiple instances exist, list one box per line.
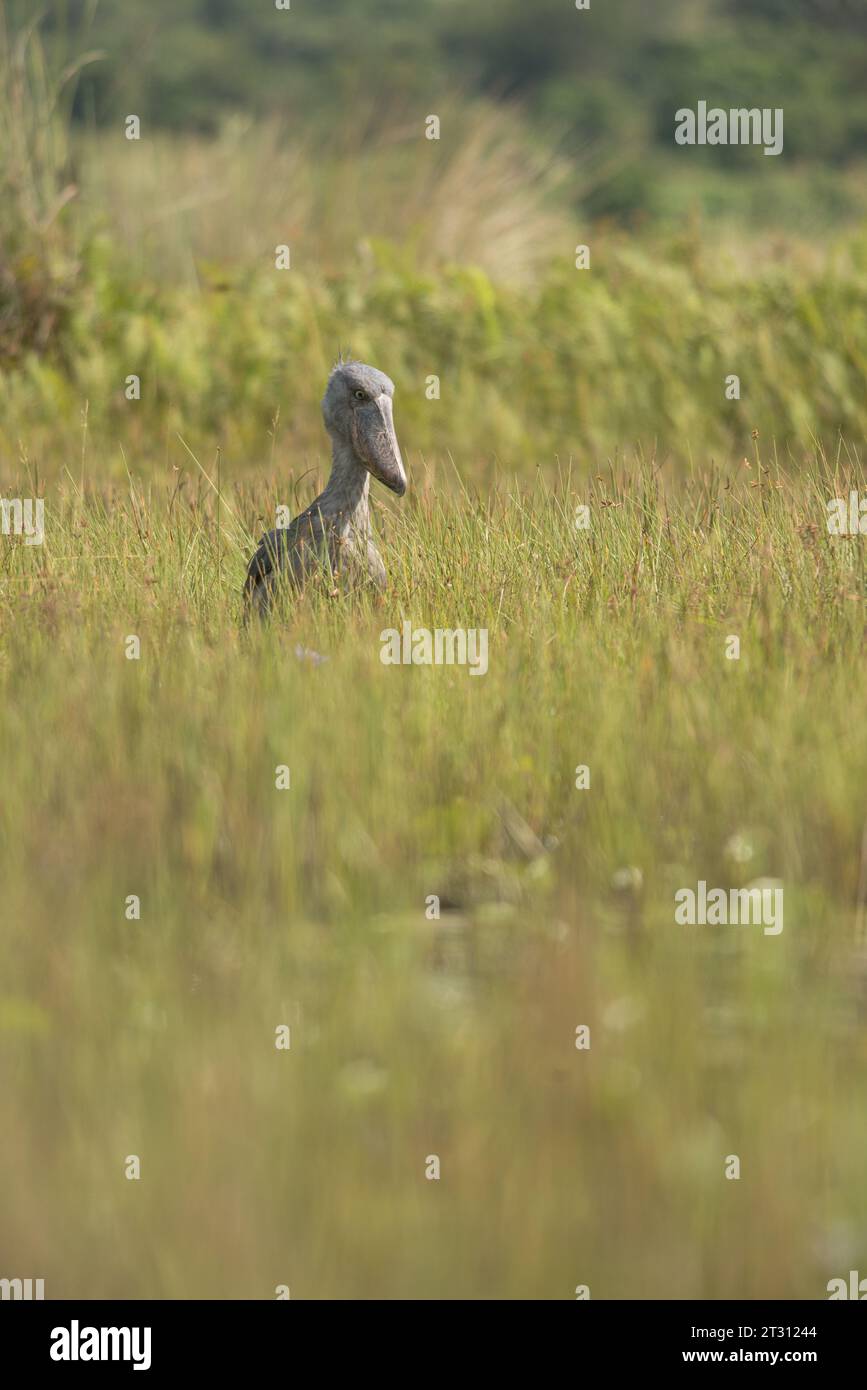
left=315, top=437, right=371, bottom=534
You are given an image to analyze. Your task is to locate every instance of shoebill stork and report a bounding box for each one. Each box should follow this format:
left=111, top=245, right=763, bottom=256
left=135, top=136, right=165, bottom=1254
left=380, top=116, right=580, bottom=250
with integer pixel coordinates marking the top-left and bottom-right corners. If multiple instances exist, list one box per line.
left=244, top=361, right=407, bottom=615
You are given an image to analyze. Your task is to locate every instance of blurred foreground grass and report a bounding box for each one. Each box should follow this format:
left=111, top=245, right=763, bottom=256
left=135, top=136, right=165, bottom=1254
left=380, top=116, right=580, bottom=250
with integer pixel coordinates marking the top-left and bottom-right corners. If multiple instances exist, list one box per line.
left=1, top=459, right=866, bottom=1298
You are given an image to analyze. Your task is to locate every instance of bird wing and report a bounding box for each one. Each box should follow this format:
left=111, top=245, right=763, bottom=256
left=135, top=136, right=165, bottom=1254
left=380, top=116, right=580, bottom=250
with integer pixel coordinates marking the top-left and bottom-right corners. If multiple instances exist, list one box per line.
left=243, top=511, right=329, bottom=605
left=243, top=526, right=283, bottom=600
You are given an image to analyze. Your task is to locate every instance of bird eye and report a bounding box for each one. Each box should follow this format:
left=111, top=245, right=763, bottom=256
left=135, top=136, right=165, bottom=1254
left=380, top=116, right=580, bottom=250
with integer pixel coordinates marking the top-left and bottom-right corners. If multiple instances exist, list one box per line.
left=353, top=389, right=367, bottom=401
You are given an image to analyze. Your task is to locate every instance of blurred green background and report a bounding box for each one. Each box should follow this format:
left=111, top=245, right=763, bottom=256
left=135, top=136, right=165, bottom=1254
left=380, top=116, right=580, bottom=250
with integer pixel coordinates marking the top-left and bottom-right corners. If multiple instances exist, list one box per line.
left=1, top=0, right=867, bottom=477
left=31, top=0, right=867, bottom=227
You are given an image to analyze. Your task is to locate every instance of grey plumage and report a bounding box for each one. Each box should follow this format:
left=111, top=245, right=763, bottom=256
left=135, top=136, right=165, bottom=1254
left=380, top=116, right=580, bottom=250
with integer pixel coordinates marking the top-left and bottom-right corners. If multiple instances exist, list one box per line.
left=245, top=361, right=407, bottom=615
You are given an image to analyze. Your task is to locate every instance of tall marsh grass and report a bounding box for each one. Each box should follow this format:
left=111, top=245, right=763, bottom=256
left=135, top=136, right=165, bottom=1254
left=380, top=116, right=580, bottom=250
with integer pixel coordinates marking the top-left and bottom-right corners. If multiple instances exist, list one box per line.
left=0, top=8, right=101, bottom=363
left=1, top=465, right=867, bottom=1298
left=1, top=22, right=866, bottom=477
left=77, top=98, right=574, bottom=286
left=2, top=223, right=866, bottom=480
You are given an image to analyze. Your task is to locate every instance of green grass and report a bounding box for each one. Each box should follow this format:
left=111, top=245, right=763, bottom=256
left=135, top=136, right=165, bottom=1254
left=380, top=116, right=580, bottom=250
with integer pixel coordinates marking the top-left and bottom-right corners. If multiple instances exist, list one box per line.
left=3, top=29, right=867, bottom=476
left=5, top=221, right=867, bottom=482
left=1, top=456, right=867, bottom=1298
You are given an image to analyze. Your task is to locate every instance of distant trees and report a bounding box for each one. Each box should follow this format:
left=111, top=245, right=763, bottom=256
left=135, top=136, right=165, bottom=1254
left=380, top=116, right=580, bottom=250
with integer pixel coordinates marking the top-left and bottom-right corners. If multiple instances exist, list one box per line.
left=6, top=0, right=866, bottom=217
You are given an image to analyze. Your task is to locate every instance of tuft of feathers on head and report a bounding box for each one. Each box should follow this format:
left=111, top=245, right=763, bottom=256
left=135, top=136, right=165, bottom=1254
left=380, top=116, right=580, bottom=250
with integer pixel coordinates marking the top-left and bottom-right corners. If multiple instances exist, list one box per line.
left=333, top=347, right=358, bottom=373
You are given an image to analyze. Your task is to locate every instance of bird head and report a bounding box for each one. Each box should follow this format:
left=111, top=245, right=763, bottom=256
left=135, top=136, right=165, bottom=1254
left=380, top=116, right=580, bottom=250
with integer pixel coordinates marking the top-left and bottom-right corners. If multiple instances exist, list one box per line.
left=322, top=360, right=407, bottom=497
